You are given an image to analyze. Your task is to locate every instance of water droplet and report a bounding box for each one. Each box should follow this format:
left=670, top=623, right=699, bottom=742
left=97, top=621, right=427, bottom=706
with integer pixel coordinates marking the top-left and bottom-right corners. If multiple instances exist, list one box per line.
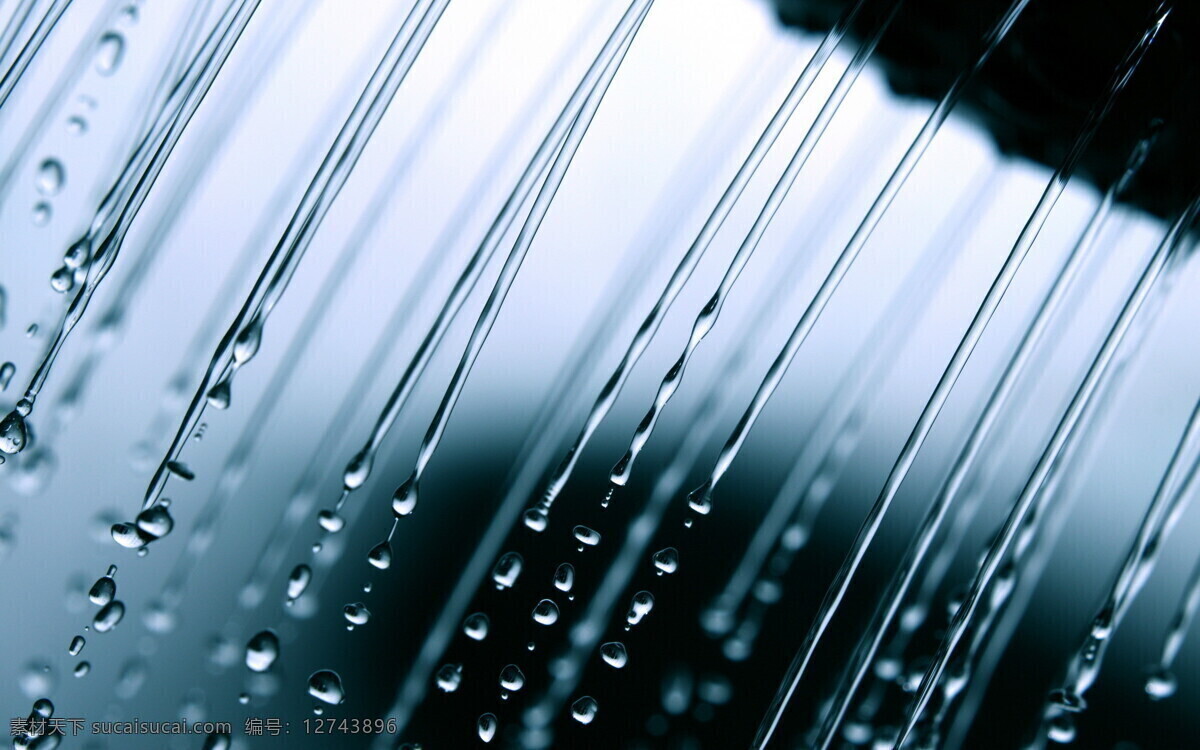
left=49, top=266, right=74, bottom=293
left=571, top=696, right=598, bottom=725
left=477, top=712, right=498, bottom=743
left=1144, top=668, right=1176, bottom=700
left=523, top=507, right=548, bottom=532
left=74, top=661, right=90, bottom=677
left=203, top=731, right=231, bottom=750
left=92, top=600, right=125, bottom=632
left=600, top=642, right=627, bottom=669
left=652, top=547, right=679, bottom=575
left=286, top=564, right=312, bottom=603
left=232, top=318, right=262, bottom=364
left=65, top=116, right=87, bottom=135
left=245, top=630, right=279, bottom=672
left=463, top=612, right=489, bottom=641
left=118, top=4, right=138, bottom=25
left=32, top=698, right=53, bottom=717
left=532, top=599, right=560, bottom=626
left=237, top=692, right=250, bottom=705
left=392, top=477, right=417, bottom=517
left=687, top=482, right=713, bottom=515
left=68, top=636, right=85, bottom=656
left=492, top=552, right=523, bottom=589
left=206, top=379, right=231, bottom=409
left=166, top=460, right=195, bottom=481
left=697, top=675, right=732, bottom=705
left=94, top=33, right=125, bottom=75
left=367, top=540, right=392, bottom=569
left=307, top=670, right=345, bottom=705
left=553, top=562, right=575, bottom=593
left=19, top=662, right=54, bottom=698
left=0, top=409, right=29, bottom=454
left=626, top=591, right=654, bottom=628
left=342, top=450, right=372, bottom=490
left=317, top=510, right=344, bottom=533
left=111, top=522, right=151, bottom=549
left=35, top=159, right=64, bottom=196
left=526, top=642, right=535, bottom=651
left=135, top=504, right=174, bottom=539
left=0, top=362, right=14, bottom=390
left=499, top=664, right=525, bottom=691
left=1046, top=713, right=1076, bottom=744
left=88, top=574, right=116, bottom=605
left=435, top=663, right=462, bottom=693
left=31, top=201, right=53, bottom=227
left=343, top=602, right=370, bottom=626
left=312, top=542, right=322, bottom=553
left=573, top=525, right=600, bottom=547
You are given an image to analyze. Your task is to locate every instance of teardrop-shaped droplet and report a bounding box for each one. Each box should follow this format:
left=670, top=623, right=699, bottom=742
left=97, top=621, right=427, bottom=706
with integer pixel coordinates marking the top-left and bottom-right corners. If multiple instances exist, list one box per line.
left=342, top=450, right=372, bottom=490
left=49, top=265, right=74, bottom=293
left=68, top=636, right=85, bottom=656
left=523, top=507, right=548, bottom=532
left=463, top=612, right=489, bottom=641
left=435, top=663, right=462, bottom=693
left=343, top=602, right=370, bottom=626
left=367, top=540, right=392, bottom=569
left=532, top=599, right=559, bottom=626
left=307, top=670, right=345, bottom=705
left=94, top=32, right=125, bottom=75
left=317, top=510, right=344, bottom=533
left=92, top=600, right=125, bottom=632
left=626, top=591, right=654, bottom=628
left=553, top=563, right=575, bottom=593
left=111, top=522, right=151, bottom=549
left=687, top=481, right=713, bottom=516
left=135, top=504, right=174, bottom=539
left=499, top=664, right=525, bottom=691
left=652, top=547, right=679, bottom=575
left=571, top=696, right=598, bottom=725
left=88, top=575, right=115, bottom=605
left=245, top=630, right=279, bottom=672
left=232, top=318, right=263, bottom=364
left=573, top=525, right=600, bottom=547
left=492, top=552, right=523, bottom=589
left=1144, top=669, right=1177, bottom=700
left=35, top=159, right=64, bottom=196
left=391, top=476, right=417, bottom=517
left=0, top=362, right=15, bottom=390
left=477, top=712, right=498, bottom=743
left=206, top=378, right=231, bottom=409
left=600, top=642, right=627, bottom=669
left=0, top=409, right=29, bottom=454
left=285, top=565, right=312, bottom=603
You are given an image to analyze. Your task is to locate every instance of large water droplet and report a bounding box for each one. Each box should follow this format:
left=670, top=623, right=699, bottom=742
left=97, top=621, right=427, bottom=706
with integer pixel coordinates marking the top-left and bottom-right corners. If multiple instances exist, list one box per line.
left=0, top=409, right=29, bottom=454
left=35, top=159, right=64, bottom=196
left=367, top=540, right=392, bottom=569
left=626, top=591, right=654, bottom=628
left=307, top=670, right=345, bottom=705
left=652, top=547, right=679, bottom=575
left=317, top=510, right=344, bottom=533
left=88, top=574, right=115, bottom=605
left=206, top=379, right=231, bottom=409
left=532, top=599, right=559, bottom=626
left=463, top=612, right=489, bottom=641
left=600, top=642, right=627, bottom=669
left=553, top=563, right=575, bottom=593
left=392, top=477, right=417, bottom=517
left=343, top=602, right=370, bottom=626
left=135, top=504, right=174, bottom=539
left=573, top=525, right=600, bottom=547
left=1144, top=668, right=1177, bottom=700
left=571, top=696, right=598, bottom=725
left=111, top=522, right=151, bottom=549
left=499, top=664, right=525, bottom=691
left=94, top=32, right=125, bottom=75
left=68, top=636, right=85, bottom=656
left=523, top=507, right=548, bottom=532
left=245, top=630, right=279, bottom=672
left=435, top=663, right=462, bottom=693
left=492, top=552, right=523, bottom=589
left=477, top=713, right=498, bottom=743
left=286, top=565, right=312, bottom=603
left=232, top=318, right=263, bottom=364
left=92, top=600, right=125, bottom=632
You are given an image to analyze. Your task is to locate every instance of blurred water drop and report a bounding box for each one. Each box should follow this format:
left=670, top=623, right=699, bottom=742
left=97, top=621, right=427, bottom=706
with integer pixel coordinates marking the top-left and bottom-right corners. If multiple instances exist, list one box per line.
left=94, top=32, right=124, bottom=76
left=652, top=547, right=679, bottom=575
left=367, top=540, right=392, bottom=569
left=554, top=562, right=575, bottom=593
left=573, top=525, right=600, bottom=547
left=25, top=324, right=37, bottom=338
left=238, top=693, right=250, bottom=705
left=307, top=670, right=345, bottom=705
left=245, top=630, right=279, bottom=672
left=571, top=696, right=598, bottom=725
left=35, top=159, right=64, bottom=196
left=31, top=202, right=51, bottom=225
left=523, top=507, right=548, bottom=532
left=477, top=712, right=497, bottom=743
left=492, top=552, right=523, bottom=589
left=116, top=658, right=147, bottom=698
left=1144, top=669, right=1176, bottom=700
left=19, top=661, right=54, bottom=698
left=208, top=635, right=239, bottom=670
left=0, top=362, right=14, bottom=389
left=435, top=663, right=462, bottom=693
left=65, top=116, right=87, bottom=135
left=317, top=510, right=344, bottom=533
left=92, top=600, right=125, bottom=632
left=600, top=642, right=627, bottom=669
left=1047, top=714, right=1076, bottom=744
left=166, top=460, right=195, bottom=481
left=343, top=602, right=370, bottom=626
left=285, top=565, right=312, bottom=603
left=74, top=661, right=90, bottom=678
left=118, top=4, right=137, bottom=25
left=143, top=599, right=176, bottom=633
left=499, top=664, right=525, bottom=691
left=626, top=591, right=654, bottom=628
left=532, top=599, right=560, bottom=626
left=202, top=731, right=231, bottom=750
left=463, top=613, right=489, bottom=641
